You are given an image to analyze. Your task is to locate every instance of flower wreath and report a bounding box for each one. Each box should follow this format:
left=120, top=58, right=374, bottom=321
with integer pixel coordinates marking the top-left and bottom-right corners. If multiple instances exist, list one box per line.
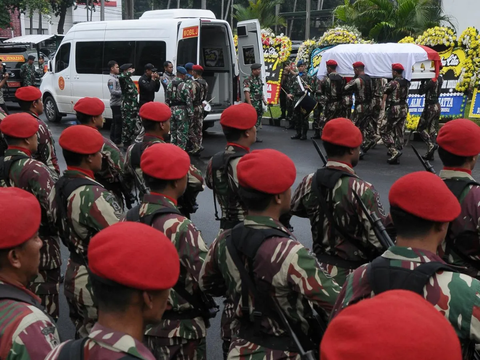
left=233, top=29, right=292, bottom=63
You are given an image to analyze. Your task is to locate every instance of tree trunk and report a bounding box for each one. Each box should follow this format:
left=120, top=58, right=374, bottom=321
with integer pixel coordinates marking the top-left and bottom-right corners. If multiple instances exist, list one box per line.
left=288, top=0, right=297, bottom=38
left=57, top=3, right=67, bottom=34
left=38, top=12, right=42, bottom=34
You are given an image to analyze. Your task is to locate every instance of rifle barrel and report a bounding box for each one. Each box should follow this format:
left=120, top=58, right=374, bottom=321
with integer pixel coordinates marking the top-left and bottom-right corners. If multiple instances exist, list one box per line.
left=411, top=145, right=436, bottom=174
left=312, top=140, right=328, bottom=167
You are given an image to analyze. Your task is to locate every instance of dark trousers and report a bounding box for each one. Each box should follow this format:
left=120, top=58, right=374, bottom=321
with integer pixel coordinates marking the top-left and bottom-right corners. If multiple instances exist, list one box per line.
left=110, top=105, right=122, bottom=145
left=279, top=90, right=287, bottom=117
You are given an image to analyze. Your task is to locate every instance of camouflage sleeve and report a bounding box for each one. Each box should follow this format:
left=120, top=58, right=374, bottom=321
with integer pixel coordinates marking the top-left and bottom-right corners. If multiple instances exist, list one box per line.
left=384, top=80, right=396, bottom=95
left=468, top=278, right=480, bottom=342
left=243, top=77, right=251, bottom=93
left=344, top=78, right=357, bottom=93
left=37, top=124, right=60, bottom=177
left=199, top=234, right=228, bottom=297
left=26, top=163, right=56, bottom=220
left=205, top=158, right=214, bottom=190
left=188, top=164, right=205, bottom=193
left=83, top=188, right=122, bottom=231
left=183, top=85, right=194, bottom=118
left=290, top=173, right=313, bottom=218
left=227, top=157, right=241, bottom=191
left=102, top=142, right=126, bottom=184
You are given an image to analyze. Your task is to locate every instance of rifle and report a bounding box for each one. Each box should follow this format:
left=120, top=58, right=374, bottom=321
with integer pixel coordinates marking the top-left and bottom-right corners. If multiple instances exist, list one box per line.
left=312, top=140, right=328, bottom=166
left=352, top=191, right=394, bottom=250
left=412, top=145, right=436, bottom=174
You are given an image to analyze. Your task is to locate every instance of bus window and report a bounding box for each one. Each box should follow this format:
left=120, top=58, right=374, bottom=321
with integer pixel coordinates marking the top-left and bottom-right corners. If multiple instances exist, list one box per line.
left=104, top=41, right=135, bottom=73
left=76, top=42, right=103, bottom=74
left=134, top=41, right=167, bottom=76
left=177, top=38, right=197, bottom=67
left=55, top=43, right=71, bottom=73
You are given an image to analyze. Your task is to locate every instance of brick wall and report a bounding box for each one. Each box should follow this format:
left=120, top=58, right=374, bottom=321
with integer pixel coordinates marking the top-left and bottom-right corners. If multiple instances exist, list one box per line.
left=0, top=10, right=21, bottom=38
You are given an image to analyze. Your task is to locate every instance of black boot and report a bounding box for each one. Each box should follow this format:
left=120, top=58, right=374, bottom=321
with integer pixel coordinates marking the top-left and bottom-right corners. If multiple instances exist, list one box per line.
left=291, top=130, right=302, bottom=139
left=300, top=129, right=308, bottom=140
left=286, top=121, right=295, bottom=130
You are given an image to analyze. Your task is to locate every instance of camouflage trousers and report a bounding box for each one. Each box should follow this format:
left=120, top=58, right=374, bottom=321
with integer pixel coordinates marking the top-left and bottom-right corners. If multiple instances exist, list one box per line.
left=253, top=103, right=263, bottom=129
left=418, top=102, right=441, bottom=149
left=352, top=105, right=376, bottom=146
left=121, top=102, right=140, bottom=146
left=146, top=336, right=207, bottom=360
left=371, top=97, right=385, bottom=135
left=342, top=97, right=353, bottom=119
left=222, top=300, right=236, bottom=359
left=324, top=101, right=344, bottom=123
left=171, top=106, right=190, bottom=150
left=188, top=105, right=204, bottom=153
left=64, top=259, right=97, bottom=338
left=227, top=338, right=301, bottom=360
left=312, top=103, right=325, bottom=133
left=381, top=106, right=408, bottom=151
left=29, top=267, right=61, bottom=321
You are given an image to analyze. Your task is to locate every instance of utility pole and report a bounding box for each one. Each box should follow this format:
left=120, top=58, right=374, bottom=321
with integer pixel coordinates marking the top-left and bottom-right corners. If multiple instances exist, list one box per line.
left=230, top=0, right=233, bottom=28
left=201, top=0, right=206, bottom=9
left=305, top=0, right=311, bottom=39
left=177, top=0, right=180, bottom=8
left=100, top=0, right=105, bottom=20
left=275, top=4, right=280, bottom=34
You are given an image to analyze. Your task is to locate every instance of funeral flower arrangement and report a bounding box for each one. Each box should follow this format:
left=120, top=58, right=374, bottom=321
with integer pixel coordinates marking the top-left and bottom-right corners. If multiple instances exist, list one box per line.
left=234, top=29, right=292, bottom=63
left=416, top=26, right=456, bottom=48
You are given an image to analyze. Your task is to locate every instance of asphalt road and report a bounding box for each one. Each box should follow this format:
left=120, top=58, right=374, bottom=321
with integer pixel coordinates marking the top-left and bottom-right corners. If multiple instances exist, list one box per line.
left=7, top=103, right=480, bottom=359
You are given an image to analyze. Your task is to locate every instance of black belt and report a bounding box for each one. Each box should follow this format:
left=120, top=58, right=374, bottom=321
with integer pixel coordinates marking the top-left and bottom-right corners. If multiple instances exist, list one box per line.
left=316, top=253, right=366, bottom=270
left=170, top=102, right=186, bottom=106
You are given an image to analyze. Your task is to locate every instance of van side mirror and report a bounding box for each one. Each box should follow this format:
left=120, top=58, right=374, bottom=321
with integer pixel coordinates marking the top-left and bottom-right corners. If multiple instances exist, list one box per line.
left=48, top=60, right=53, bottom=73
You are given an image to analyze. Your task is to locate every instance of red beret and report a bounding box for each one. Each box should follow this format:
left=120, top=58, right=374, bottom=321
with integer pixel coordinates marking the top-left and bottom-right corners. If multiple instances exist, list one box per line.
left=15, top=86, right=42, bottom=101
left=0, top=187, right=41, bottom=249
left=321, top=290, right=461, bottom=360
left=0, top=113, right=39, bottom=138
left=352, top=61, right=365, bottom=68
left=322, top=118, right=362, bottom=148
left=193, top=65, right=204, bottom=71
left=89, top=222, right=180, bottom=290
left=437, top=119, right=480, bottom=157
left=389, top=171, right=460, bottom=222
left=326, top=60, right=338, bottom=67
left=74, top=97, right=105, bottom=117
left=141, top=143, right=190, bottom=180
left=139, top=102, right=172, bottom=122
left=392, top=63, right=404, bottom=71
left=59, top=125, right=104, bottom=154
left=237, top=149, right=296, bottom=194
left=220, top=103, right=257, bottom=130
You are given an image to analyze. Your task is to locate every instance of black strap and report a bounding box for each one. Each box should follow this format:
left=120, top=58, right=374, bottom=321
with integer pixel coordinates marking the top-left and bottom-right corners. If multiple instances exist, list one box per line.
left=0, top=283, right=44, bottom=310
left=57, top=337, right=138, bottom=360
left=125, top=204, right=182, bottom=225
left=0, top=154, right=29, bottom=185
left=358, top=74, right=373, bottom=102
left=444, top=178, right=480, bottom=199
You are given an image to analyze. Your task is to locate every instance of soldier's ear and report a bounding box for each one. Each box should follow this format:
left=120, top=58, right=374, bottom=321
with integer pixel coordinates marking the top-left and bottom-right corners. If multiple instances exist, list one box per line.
left=7, top=248, right=22, bottom=269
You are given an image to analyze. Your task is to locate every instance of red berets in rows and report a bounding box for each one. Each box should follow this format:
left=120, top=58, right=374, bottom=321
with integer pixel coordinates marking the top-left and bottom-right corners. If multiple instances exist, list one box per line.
left=193, top=65, right=204, bottom=71
left=141, top=143, right=190, bottom=180
left=322, top=118, right=363, bottom=148
left=437, top=118, right=480, bottom=157
left=237, top=149, right=296, bottom=194
left=89, top=222, right=180, bottom=291
left=15, top=86, right=41, bottom=102
left=326, top=60, right=338, bottom=67
left=0, top=113, right=39, bottom=138
left=392, top=63, right=404, bottom=71
left=352, top=61, right=365, bottom=68
left=59, top=125, right=104, bottom=154
left=74, top=97, right=105, bottom=117
left=139, top=102, right=172, bottom=122
left=220, top=103, right=257, bottom=130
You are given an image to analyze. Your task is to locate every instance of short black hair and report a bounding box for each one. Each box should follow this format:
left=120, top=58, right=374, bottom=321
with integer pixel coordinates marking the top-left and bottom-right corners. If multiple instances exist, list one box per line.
left=3, top=135, right=24, bottom=145
left=91, top=274, right=139, bottom=313
left=62, top=149, right=87, bottom=166
left=75, top=112, right=93, bottom=125
left=142, top=119, right=159, bottom=132
left=164, top=61, right=172, bottom=68
left=394, top=69, right=404, bottom=75
left=237, top=186, right=275, bottom=212
left=327, top=65, right=337, bottom=70
left=194, top=69, right=204, bottom=76
left=144, top=173, right=175, bottom=192
left=108, top=60, right=117, bottom=69
left=390, top=206, right=436, bottom=239
left=222, top=126, right=245, bottom=142
left=18, top=100, right=34, bottom=112
left=323, top=140, right=350, bottom=158
left=438, top=146, right=469, bottom=167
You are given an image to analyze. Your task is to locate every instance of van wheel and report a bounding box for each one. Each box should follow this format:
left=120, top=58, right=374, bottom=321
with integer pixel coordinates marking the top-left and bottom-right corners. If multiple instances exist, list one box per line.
left=44, top=96, right=63, bottom=123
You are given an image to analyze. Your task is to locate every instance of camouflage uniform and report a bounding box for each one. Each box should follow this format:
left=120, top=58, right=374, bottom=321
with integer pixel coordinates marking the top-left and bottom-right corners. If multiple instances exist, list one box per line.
left=119, top=71, right=141, bottom=146
left=371, top=78, right=387, bottom=135
left=310, top=75, right=325, bottom=136
left=1, top=148, right=61, bottom=320
left=45, top=323, right=155, bottom=360
left=243, top=74, right=264, bottom=128
left=321, top=72, right=345, bottom=123
left=280, top=71, right=294, bottom=122
left=54, top=169, right=122, bottom=338
left=160, top=71, right=175, bottom=94
left=20, top=63, right=36, bottom=87
left=166, top=77, right=194, bottom=150
left=332, top=246, right=480, bottom=354
left=381, top=76, right=410, bottom=156
left=190, top=77, right=208, bottom=153
left=136, top=193, right=208, bottom=360
left=418, top=75, right=443, bottom=153
left=0, top=280, right=60, bottom=360
left=439, top=169, right=480, bottom=279
left=342, top=93, right=353, bottom=120
left=291, top=161, right=387, bottom=286
left=199, top=215, right=341, bottom=360
left=289, top=73, right=310, bottom=137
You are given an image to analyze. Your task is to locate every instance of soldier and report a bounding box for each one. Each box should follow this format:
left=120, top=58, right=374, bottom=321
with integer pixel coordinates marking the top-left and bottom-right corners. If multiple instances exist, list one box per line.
left=74, top=97, right=133, bottom=210
left=436, top=119, right=480, bottom=279
left=139, top=63, right=161, bottom=107
left=107, top=60, right=123, bottom=145
left=371, top=77, right=387, bottom=137
left=124, top=102, right=204, bottom=219
left=200, top=149, right=341, bottom=360
left=45, top=222, right=180, bottom=360
left=381, top=63, right=410, bottom=165
left=20, top=55, right=36, bottom=87
left=36, top=56, right=46, bottom=78
left=322, top=290, right=462, bottom=360
left=54, top=125, right=122, bottom=338
left=321, top=59, right=345, bottom=124
left=166, top=66, right=194, bottom=150
left=126, top=143, right=209, bottom=360
left=0, top=113, right=61, bottom=321
left=160, top=61, right=175, bottom=95
left=310, top=69, right=324, bottom=139
left=418, top=71, right=443, bottom=160
left=278, top=62, right=291, bottom=122
left=15, top=86, right=60, bottom=178
left=288, top=60, right=310, bottom=140
left=243, top=63, right=265, bottom=143
left=190, top=64, right=209, bottom=156
left=332, top=171, right=480, bottom=357
left=119, top=63, right=141, bottom=149
left=291, top=118, right=387, bottom=286
left=0, top=188, right=60, bottom=360
left=344, top=61, right=375, bottom=156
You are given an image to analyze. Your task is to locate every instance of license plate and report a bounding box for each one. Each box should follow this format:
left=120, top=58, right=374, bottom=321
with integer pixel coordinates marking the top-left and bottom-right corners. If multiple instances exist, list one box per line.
left=7, top=81, right=20, bottom=88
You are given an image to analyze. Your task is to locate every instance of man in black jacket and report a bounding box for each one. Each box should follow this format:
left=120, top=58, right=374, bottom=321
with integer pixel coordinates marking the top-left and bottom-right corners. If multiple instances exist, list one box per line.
left=139, top=63, right=161, bottom=107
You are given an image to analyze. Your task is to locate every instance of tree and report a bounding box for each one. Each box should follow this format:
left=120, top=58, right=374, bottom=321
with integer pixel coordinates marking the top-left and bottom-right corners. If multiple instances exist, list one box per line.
left=233, top=0, right=286, bottom=29
left=334, top=0, right=453, bottom=42
left=50, top=0, right=75, bottom=34
left=0, top=0, right=50, bottom=30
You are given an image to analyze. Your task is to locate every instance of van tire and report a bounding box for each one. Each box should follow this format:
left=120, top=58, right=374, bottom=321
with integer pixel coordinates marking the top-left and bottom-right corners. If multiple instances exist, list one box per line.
left=44, top=96, right=63, bottom=123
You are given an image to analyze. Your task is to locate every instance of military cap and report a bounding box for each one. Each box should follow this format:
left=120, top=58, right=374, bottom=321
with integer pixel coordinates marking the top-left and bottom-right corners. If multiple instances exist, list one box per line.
left=220, top=103, right=257, bottom=130
left=326, top=59, right=338, bottom=67
left=322, top=118, right=362, bottom=148
left=89, top=222, right=180, bottom=291
left=141, top=143, right=190, bottom=180
left=321, top=290, right=461, bottom=360
left=27, top=55, right=35, bottom=61
left=176, top=66, right=187, bottom=75
left=119, top=63, right=133, bottom=71
left=389, top=171, right=460, bottom=222
left=0, top=188, right=41, bottom=249
left=59, top=125, right=104, bottom=154
left=185, top=62, right=194, bottom=70
left=0, top=113, right=39, bottom=138
left=144, top=63, right=155, bottom=70
left=392, top=63, right=404, bottom=71
left=139, top=102, right=171, bottom=122
left=237, top=149, right=296, bottom=194
left=192, top=65, right=204, bottom=72
left=15, top=86, right=41, bottom=102
left=437, top=119, right=480, bottom=157
left=352, top=61, right=365, bottom=68
left=250, top=63, right=262, bottom=70
left=297, top=60, right=305, bottom=67
left=74, top=97, right=105, bottom=117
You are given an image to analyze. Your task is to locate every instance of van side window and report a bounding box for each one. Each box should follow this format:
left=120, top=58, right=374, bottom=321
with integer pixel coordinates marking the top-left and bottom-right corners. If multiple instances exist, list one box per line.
left=55, top=43, right=71, bottom=73
left=177, top=38, right=197, bottom=67
left=134, top=41, right=167, bottom=76
left=76, top=42, right=104, bottom=74
left=104, top=41, right=135, bottom=73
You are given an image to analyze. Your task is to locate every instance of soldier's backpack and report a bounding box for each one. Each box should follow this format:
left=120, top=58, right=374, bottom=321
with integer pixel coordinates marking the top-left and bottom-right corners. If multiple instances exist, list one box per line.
left=0, top=154, right=29, bottom=185
left=358, top=73, right=373, bottom=103
left=56, top=337, right=138, bottom=360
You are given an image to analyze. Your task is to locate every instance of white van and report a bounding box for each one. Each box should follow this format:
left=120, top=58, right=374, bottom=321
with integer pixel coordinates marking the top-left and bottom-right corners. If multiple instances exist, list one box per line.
left=40, top=9, right=264, bottom=128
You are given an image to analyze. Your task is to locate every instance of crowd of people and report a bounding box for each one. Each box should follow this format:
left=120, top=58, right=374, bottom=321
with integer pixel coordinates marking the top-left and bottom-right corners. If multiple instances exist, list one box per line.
left=0, top=54, right=478, bottom=360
